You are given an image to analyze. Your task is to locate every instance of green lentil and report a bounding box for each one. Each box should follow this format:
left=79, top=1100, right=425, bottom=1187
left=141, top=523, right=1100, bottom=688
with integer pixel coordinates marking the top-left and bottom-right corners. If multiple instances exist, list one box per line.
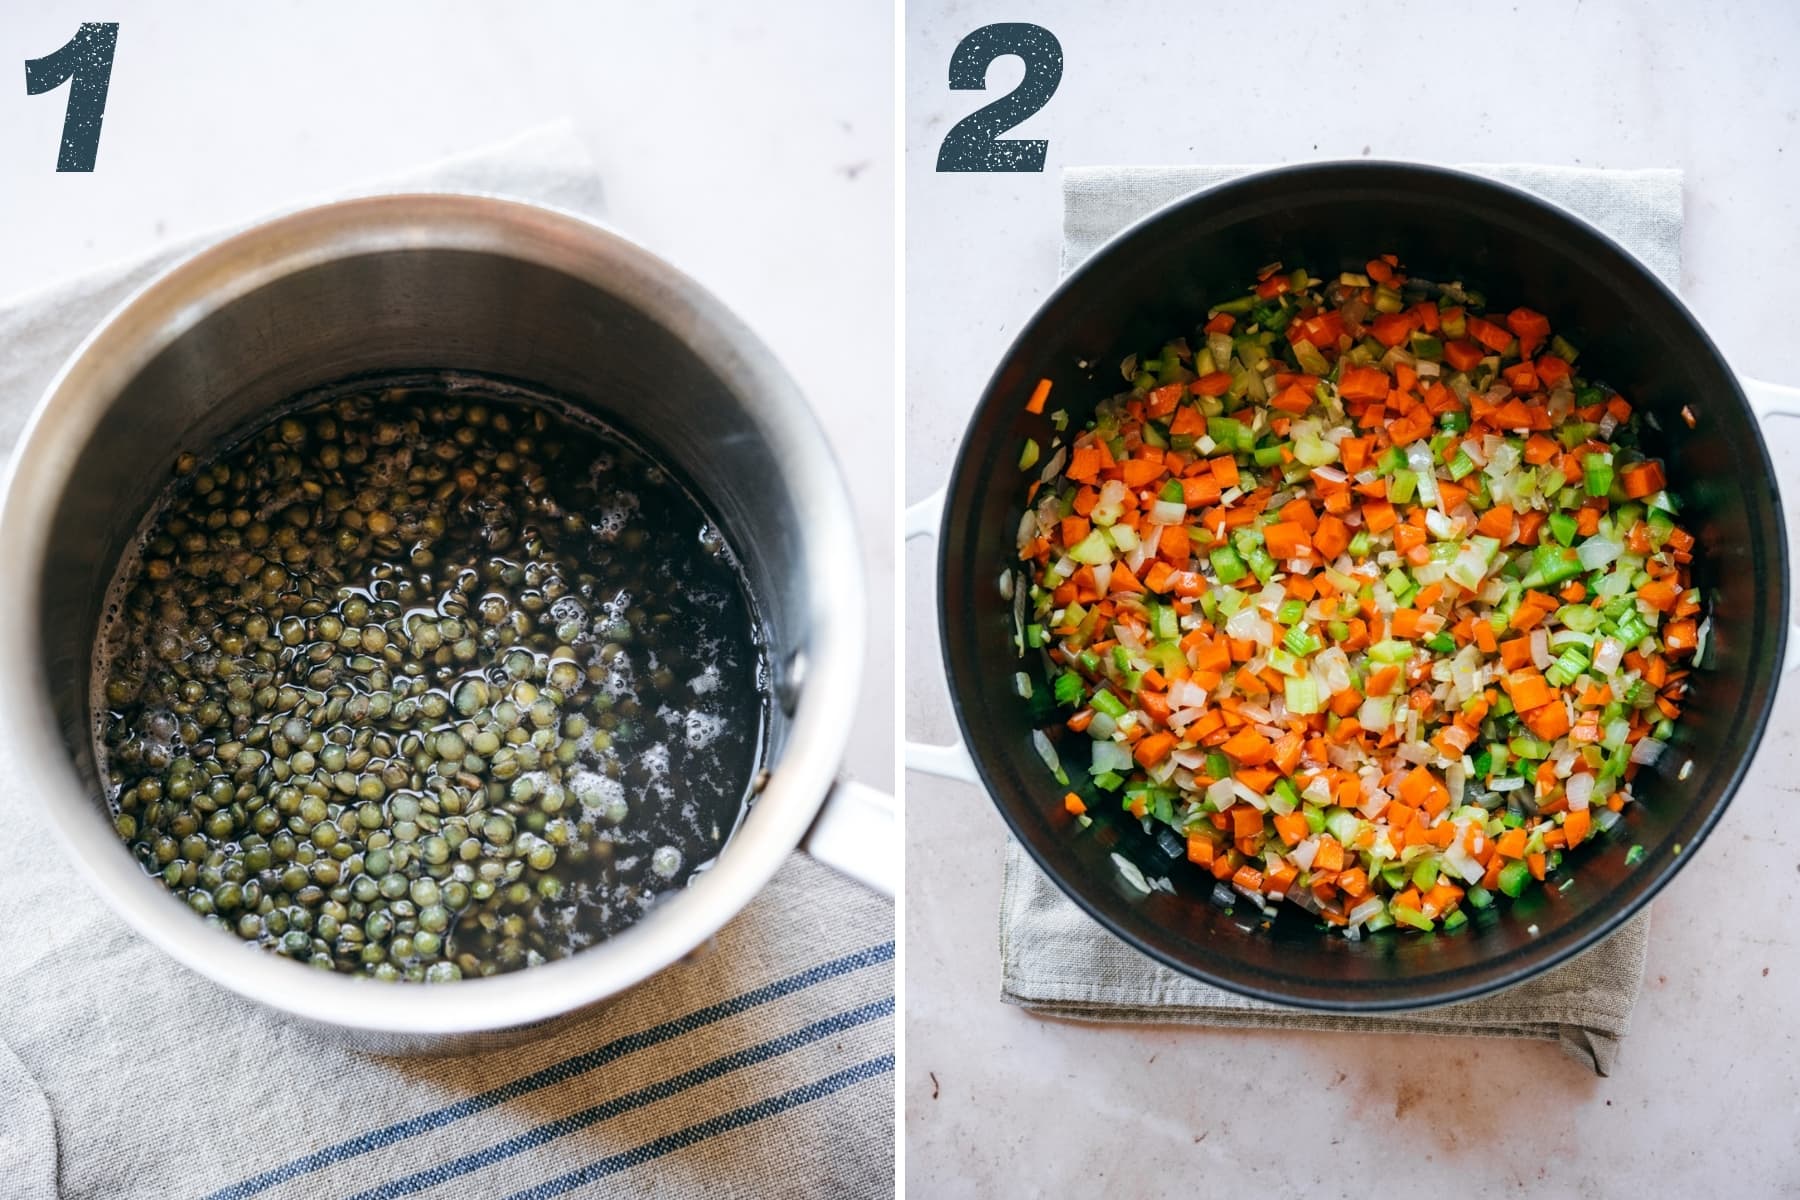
left=98, top=380, right=763, bottom=981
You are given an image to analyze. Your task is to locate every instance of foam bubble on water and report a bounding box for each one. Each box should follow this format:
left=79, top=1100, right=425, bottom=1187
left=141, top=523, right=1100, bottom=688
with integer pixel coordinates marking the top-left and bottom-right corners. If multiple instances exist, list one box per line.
left=602, top=655, right=636, bottom=700
left=640, top=742, right=670, bottom=779
left=684, top=710, right=726, bottom=750
left=591, top=490, right=640, bottom=543
left=570, top=768, right=624, bottom=812
left=688, top=667, right=719, bottom=695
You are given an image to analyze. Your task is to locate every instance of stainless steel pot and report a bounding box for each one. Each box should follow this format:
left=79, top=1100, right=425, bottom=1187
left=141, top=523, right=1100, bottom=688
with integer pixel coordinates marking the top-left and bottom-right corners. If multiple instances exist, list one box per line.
left=0, top=194, right=893, bottom=1049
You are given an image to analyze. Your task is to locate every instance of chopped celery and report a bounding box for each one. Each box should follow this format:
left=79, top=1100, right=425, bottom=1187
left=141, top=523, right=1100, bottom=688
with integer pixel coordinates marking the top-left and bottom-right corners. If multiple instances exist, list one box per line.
left=1583, top=452, right=1615, bottom=497
left=1519, top=543, right=1583, bottom=590
left=1206, top=417, right=1256, bottom=455
left=1392, top=905, right=1434, bottom=931
left=1067, top=530, right=1114, bottom=565
left=1509, top=735, right=1552, bottom=760
left=1368, top=639, right=1414, bottom=665
left=1210, top=545, right=1248, bottom=585
left=1244, top=544, right=1276, bottom=584
left=1284, top=626, right=1323, bottom=657
left=1410, top=332, right=1443, bottom=361
left=1496, top=860, right=1533, bottom=898
left=1089, top=690, right=1126, bottom=719
left=1284, top=675, right=1322, bottom=715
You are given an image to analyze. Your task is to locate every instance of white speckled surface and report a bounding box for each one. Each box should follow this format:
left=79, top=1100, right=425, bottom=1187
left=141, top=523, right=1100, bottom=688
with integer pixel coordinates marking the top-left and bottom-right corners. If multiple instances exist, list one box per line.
left=0, top=0, right=894, bottom=792
left=905, top=2, right=1800, bottom=1194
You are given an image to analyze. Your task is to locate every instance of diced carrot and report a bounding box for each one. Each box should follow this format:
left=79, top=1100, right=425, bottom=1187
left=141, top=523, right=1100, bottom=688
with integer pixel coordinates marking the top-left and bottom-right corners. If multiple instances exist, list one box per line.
left=1522, top=700, right=1571, bottom=741
left=1169, top=404, right=1208, bottom=438
left=1467, top=316, right=1514, bottom=354
left=1638, top=578, right=1681, bottom=612
left=1181, top=473, right=1222, bottom=507
left=1067, top=445, right=1102, bottom=483
left=1026, top=378, right=1053, bottom=414
left=1220, top=726, right=1274, bottom=766
left=1370, top=312, right=1414, bottom=348
left=1339, top=366, right=1391, bottom=402
left=1621, top=460, right=1666, bottom=499
left=1121, top=458, right=1165, bottom=488
left=1262, top=521, right=1311, bottom=560
left=1503, top=669, right=1554, bottom=713
left=1663, top=619, right=1699, bottom=654
left=1536, top=355, right=1572, bottom=387
left=1133, top=731, right=1176, bottom=768
left=1311, top=836, right=1344, bottom=873
left=1236, top=766, right=1279, bottom=794
left=1230, top=805, right=1263, bottom=840
left=1443, top=339, right=1485, bottom=372
left=1190, top=370, right=1234, bottom=398
left=1313, top=513, right=1349, bottom=558
left=1563, top=806, right=1592, bottom=847
left=1063, top=791, right=1086, bottom=815
left=1109, top=563, right=1145, bottom=594
left=1270, top=383, right=1315, bottom=414
left=1273, top=811, right=1310, bottom=847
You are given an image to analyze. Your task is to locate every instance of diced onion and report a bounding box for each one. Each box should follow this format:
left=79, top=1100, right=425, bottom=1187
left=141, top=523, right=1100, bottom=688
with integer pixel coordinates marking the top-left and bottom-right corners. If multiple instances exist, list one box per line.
left=1529, top=628, right=1551, bottom=670
left=1565, top=772, right=1595, bottom=810
left=1577, top=536, right=1623, bottom=570
left=1592, top=637, right=1624, bottom=675
left=1150, top=499, right=1186, bottom=525
left=1630, top=738, right=1667, bottom=767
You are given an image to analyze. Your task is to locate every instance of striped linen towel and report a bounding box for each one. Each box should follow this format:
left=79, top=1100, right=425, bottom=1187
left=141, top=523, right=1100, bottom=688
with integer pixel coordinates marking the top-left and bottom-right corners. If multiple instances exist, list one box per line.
left=0, top=124, right=894, bottom=1199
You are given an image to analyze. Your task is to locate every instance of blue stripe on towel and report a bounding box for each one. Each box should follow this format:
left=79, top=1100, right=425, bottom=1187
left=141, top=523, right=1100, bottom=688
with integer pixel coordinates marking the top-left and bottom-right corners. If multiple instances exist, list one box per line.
left=205, top=941, right=894, bottom=1200
left=345, top=996, right=894, bottom=1200
left=501, top=1054, right=897, bottom=1200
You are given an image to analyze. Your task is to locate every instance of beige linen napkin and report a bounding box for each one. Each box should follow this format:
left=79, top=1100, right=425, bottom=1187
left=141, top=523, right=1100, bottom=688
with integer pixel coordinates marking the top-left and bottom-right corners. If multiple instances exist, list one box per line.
left=1003, top=162, right=1678, bottom=1078
left=0, top=123, right=893, bottom=1200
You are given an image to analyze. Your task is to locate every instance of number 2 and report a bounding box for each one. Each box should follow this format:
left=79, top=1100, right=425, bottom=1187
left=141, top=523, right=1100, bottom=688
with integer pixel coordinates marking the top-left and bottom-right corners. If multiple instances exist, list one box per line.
left=935, top=23, right=1062, bottom=173
left=25, top=22, right=120, bottom=173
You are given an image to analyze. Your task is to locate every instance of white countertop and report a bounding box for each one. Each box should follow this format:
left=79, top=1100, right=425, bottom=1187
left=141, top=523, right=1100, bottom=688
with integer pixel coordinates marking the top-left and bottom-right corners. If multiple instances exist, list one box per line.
left=905, top=1, right=1800, bottom=1194
left=0, top=0, right=894, bottom=792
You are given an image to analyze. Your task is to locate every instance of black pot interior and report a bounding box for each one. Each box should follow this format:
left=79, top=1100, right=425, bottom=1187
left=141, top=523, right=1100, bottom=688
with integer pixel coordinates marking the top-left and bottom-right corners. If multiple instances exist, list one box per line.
left=939, top=162, right=1786, bottom=1009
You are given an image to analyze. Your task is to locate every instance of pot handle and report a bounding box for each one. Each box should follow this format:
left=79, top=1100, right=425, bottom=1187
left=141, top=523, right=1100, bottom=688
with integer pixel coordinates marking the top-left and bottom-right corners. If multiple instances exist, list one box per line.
left=903, top=488, right=981, bottom=784
left=1742, top=377, right=1800, bottom=673
left=802, top=780, right=897, bottom=896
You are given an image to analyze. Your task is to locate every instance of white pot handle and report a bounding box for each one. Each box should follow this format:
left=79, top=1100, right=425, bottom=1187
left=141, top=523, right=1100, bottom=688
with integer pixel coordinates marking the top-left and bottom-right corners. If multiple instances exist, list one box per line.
left=1742, top=377, right=1800, bottom=673
left=903, top=488, right=980, bottom=784
left=802, top=779, right=896, bottom=896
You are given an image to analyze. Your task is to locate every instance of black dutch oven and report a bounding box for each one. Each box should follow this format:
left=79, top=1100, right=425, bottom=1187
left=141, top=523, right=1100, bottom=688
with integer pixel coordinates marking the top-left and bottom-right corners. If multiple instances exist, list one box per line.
left=917, top=162, right=1790, bottom=1010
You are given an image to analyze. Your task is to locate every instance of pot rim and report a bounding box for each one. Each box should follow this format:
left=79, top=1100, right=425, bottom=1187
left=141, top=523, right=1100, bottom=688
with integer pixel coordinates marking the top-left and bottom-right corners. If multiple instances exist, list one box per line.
left=0, top=192, right=866, bottom=1035
left=938, top=159, right=1786, bottom=1011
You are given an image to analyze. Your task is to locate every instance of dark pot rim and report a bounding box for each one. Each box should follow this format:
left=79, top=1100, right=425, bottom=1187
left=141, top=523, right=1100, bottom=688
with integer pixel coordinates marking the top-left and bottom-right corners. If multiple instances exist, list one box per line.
left=936, top=159, right=1787, bottom=1011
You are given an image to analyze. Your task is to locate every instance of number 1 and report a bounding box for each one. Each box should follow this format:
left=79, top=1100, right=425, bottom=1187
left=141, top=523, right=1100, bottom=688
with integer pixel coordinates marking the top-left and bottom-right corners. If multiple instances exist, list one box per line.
left=25, top=22, right=119, bottom=173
